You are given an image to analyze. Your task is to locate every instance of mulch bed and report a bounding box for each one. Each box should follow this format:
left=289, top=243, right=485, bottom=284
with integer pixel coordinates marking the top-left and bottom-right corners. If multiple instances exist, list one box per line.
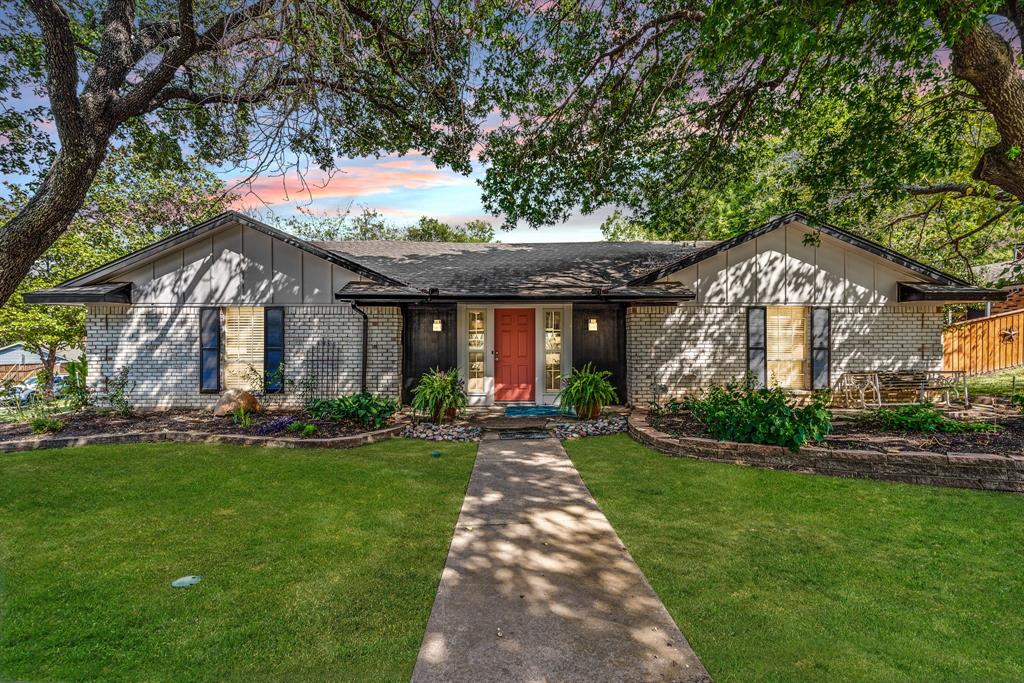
left=0, top=409, right=377, bottom=443
left=648, top=410, right=1024, bottom=456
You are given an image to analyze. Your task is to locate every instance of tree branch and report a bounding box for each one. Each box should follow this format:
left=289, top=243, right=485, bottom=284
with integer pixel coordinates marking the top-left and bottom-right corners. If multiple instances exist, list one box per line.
left=26, top=0, right=85, bottom=142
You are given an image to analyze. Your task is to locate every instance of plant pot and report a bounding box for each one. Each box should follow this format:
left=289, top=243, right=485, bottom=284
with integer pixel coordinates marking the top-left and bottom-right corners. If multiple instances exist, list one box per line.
left=576, top=404, right=602, bottom=420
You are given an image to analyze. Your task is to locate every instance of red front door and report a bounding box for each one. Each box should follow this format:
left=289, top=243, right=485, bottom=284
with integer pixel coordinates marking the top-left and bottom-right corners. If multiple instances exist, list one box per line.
left=494, top=308, right=535, bottom=401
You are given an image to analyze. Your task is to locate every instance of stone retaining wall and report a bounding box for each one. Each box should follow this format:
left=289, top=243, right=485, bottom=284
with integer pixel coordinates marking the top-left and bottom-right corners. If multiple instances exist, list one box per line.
left=0, top=422, right=405, bottom=454
left=627, top=412, right=1024, bottom=493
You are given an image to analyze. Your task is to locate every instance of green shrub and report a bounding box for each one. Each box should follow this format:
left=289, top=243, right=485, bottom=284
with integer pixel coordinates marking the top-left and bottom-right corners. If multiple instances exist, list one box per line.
left=557, top=363, right=618, bottom=419
left=31, top=417, right=64, bottom=434
left=286, top=421, right=318, bottom=437
left=306, top=393, right=398, bottom=429
left=64, top=357, right=90, bottom=410
left=410, top=368, right=467, bottom=423
left=105, top=367, right=134, bottom=417
left=232, top=406, right=256, bottom=428
left=1013, top=393, right=1024, bottom=415
left=871, top=403, right=999, bottom=433
left=686, top=377, right=832, bottom=451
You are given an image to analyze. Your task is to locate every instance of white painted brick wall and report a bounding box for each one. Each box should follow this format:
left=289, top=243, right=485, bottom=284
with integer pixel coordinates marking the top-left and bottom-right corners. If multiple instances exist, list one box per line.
left=626, top=304, right=945, bottom=406
left=85, top=304, right=403, bottom=409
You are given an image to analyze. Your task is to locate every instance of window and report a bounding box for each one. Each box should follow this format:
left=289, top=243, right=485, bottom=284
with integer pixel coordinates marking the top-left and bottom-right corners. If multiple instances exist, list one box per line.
left=544, top=310, right=562, bottom=392
left=264, top=307, right=285, bottom=393
left=467, top=310, right=485, bottom=394
left=199, top=308, right=220, bottom=393
left=766, top=306, right=807, bottom=389
left=224, top=307, right=264, bottom=390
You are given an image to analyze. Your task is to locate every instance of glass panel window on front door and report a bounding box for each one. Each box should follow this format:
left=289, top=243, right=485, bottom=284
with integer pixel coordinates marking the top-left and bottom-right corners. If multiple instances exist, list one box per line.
left=467, top=310, right=485, bottom=394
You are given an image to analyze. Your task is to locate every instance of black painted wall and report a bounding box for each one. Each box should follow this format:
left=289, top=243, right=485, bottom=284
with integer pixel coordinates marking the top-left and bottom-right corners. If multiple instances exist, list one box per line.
left=402, top=304, right=457, bottom=403
left=571, top=304, right=627, bottom=403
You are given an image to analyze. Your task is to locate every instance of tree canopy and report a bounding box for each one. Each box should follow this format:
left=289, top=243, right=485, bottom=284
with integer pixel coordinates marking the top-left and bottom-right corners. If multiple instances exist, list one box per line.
left=477, top=1, right=1024, bottom=280
left=0, top=146, right=230, bottom=374
left=278, top=207, right=493, bottom=242
left=4, top=0, right=1024, bottom=301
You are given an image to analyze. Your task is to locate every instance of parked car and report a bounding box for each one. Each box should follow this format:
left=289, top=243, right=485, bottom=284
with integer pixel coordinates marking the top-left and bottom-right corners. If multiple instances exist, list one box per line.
left=14, top=375, right=68, bottom=405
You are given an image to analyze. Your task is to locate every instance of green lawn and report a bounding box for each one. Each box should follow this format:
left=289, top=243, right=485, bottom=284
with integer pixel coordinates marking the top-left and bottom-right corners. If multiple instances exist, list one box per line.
left=566, top=434, right=1024, bottom=683
left=967, top=367, right=1024, bottom=397
left=0, top=439, right=476, bottom=682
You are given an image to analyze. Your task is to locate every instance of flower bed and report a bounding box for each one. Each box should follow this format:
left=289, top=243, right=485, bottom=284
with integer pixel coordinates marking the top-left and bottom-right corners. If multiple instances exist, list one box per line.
left=631, top=411, right=1024, bottom=493
left=649, top=408, right=1024, bottom=456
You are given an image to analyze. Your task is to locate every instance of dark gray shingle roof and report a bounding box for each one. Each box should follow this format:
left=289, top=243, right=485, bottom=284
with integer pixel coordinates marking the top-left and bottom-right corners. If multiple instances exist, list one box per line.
left=314, top=240, right=716, bottom=296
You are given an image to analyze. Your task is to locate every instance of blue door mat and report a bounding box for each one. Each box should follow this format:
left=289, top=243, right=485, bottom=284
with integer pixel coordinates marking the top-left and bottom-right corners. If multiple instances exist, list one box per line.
left=503, top=405, right=568, bottom=417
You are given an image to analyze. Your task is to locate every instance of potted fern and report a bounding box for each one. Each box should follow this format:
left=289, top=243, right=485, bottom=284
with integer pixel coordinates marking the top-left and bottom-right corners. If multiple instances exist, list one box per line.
left=411, top=368, right=468, bottom=423
left=557, top=363, right=618, bottom=419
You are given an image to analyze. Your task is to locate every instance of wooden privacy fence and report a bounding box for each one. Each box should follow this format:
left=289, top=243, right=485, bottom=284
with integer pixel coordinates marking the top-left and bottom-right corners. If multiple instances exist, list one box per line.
left=943, top=309, right=1024, bottom=376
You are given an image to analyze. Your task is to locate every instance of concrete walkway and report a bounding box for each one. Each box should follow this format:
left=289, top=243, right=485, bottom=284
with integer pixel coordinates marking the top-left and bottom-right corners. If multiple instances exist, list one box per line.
left=412, top=434, right=711, bottom=682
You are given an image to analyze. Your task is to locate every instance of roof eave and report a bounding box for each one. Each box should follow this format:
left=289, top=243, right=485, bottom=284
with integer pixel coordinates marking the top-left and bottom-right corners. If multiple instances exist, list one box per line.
left=22, top=283, right=133, bottom=305
left=896, top=282, right=1008, bottom=303
left=335, top=290, right=695, bottom=303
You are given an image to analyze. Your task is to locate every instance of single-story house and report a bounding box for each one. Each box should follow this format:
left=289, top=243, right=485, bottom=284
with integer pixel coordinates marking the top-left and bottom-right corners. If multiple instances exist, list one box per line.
left=25, top=210, right=1006, bottom=409
left=0, top=343, right=74, bottom=383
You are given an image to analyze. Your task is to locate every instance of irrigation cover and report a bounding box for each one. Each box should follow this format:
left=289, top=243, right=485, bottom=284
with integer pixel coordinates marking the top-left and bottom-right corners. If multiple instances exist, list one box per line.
left=171, top=575, right=202, bottom=588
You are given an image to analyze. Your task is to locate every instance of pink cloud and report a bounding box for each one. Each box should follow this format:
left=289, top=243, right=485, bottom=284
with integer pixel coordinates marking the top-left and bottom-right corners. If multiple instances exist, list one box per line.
left=230, top=160, right=473, bottom=208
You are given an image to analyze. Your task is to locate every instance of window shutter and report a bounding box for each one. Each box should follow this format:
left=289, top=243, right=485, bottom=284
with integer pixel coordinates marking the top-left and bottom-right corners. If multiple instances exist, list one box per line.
left=811, top=307, right=831, bottom=391
left=264, top=307, right=285, bottom=393
left=223, top=307, right=264, bottom=390
left=200, top=308, right=220, bottom=393
left=747, top=307, right=767, bottom=387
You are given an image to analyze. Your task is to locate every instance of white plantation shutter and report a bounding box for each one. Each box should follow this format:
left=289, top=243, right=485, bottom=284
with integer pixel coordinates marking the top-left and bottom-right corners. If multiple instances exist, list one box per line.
left=766, top=306, right=807, bottom=389
left=223, top=307, right=264, bottom=390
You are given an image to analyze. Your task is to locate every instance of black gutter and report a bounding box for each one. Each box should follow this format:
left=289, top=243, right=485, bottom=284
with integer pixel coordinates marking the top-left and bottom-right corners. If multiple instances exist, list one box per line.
left=334, top=291, right=695, bottom=304
left=897, top=282, right=1007, bottom=302
left=346, top=301, right=370, bottom=393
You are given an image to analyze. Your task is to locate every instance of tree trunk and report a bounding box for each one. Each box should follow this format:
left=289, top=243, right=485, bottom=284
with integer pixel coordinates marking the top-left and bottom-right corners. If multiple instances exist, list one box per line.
left=0, top=143, right=108, bottom=306
left=41, top=342, right=58, bottom=400
left=944, top=9, right=1024, bottom=200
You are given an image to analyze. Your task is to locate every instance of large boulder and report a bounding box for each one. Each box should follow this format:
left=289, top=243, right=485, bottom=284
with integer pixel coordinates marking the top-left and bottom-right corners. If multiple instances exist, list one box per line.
left=213, top=389, right=261, bottom=416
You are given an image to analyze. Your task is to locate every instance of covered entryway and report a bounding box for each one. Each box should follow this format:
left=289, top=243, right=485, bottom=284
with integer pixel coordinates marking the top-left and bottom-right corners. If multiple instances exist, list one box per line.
left=494, top=308, right=535, bottom=401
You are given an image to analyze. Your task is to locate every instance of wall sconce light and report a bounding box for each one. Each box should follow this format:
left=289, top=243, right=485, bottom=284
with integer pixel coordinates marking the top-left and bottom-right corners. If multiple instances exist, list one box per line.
left=587, top=318, right=598, bottom=332
left=432, top=319, right=443, bottom=332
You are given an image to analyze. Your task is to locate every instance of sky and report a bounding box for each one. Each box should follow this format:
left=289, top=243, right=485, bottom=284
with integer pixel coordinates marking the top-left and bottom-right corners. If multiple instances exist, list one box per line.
left=230, top=154, right=609, bottom=243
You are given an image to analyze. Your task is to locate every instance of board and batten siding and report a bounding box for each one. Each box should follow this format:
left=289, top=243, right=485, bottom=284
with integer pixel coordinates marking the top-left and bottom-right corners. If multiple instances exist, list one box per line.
left=662, top=221, right=932, bottom=305
left=113, top=223, right=365, bottom=305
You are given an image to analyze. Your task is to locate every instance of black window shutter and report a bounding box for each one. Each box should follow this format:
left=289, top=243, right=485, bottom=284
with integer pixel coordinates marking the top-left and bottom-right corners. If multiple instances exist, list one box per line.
left=200, top=308, right=220, bottom=393
left=747, top=307, right=767, bottom=387
left=810, top=307, right=831, bottom=391
left=264, top=307, right=285, bottom=393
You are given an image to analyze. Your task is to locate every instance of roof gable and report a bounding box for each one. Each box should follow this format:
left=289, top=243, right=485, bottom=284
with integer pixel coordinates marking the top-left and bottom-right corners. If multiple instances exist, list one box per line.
left=629, top=212, right=972, bottom=287
left=63, top=211, right=403, bottom=288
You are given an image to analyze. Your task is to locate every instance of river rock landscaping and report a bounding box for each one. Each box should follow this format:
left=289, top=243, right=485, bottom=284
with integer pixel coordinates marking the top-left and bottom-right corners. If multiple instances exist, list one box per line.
left=553, top=415, right=627, bottom=439
left=401, top=422, right=482, bottom=441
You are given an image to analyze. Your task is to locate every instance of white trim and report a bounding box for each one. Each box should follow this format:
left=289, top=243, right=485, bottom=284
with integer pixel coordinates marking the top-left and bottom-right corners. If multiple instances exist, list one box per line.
left=457, top=302, right=572, bottom=406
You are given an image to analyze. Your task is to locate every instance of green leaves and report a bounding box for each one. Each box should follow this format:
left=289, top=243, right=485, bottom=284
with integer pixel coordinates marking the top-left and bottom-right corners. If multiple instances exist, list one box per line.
left=306, top=393, right=399, bottom=429
left=410, top=368, right=468, bottom=424
left=556, top=363, right=618, bottom=419
left=686, top=377, right=832, bottom=451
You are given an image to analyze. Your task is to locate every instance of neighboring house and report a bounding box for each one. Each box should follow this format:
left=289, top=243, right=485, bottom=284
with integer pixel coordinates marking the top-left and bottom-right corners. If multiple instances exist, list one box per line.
left=25, top=210, right=1005, bottom=409
left=973, top=244, right=1024, bottom=316
left=0, top=343, right=72, bottom=382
